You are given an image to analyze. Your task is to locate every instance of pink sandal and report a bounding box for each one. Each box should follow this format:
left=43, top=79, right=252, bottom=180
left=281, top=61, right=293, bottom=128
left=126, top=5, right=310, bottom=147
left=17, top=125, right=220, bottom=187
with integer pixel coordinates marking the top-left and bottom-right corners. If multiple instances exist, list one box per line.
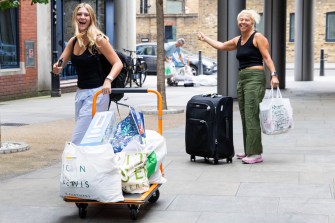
left=242, top=155, right=263, bottom=164
left=236, top=153, right=246, bottom=159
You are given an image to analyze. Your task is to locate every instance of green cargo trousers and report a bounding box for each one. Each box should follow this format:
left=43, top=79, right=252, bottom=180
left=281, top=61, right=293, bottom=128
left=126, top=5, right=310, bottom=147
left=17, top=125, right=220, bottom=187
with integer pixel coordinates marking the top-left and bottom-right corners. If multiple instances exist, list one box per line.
left=236, top=69, right=266, bottom=155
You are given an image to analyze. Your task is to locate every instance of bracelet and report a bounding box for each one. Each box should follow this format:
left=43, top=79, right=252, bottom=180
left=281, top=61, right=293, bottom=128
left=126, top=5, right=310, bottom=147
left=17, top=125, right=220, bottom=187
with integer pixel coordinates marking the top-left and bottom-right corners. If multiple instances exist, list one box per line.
left=105, top=76, right=114, bottom=82
left=271, top=72, right=277, bottom=76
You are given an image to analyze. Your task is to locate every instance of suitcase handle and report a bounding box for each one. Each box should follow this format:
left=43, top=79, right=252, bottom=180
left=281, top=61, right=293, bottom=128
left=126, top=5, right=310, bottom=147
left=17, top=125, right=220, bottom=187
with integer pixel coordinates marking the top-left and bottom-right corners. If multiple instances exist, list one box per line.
left=202, top=93, right=222, bottom=98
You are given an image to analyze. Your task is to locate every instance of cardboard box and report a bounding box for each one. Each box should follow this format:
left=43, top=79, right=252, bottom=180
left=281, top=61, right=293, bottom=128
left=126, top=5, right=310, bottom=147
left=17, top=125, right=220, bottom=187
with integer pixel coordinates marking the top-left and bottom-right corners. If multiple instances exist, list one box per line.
left=80, top=111, right=116, bottom=146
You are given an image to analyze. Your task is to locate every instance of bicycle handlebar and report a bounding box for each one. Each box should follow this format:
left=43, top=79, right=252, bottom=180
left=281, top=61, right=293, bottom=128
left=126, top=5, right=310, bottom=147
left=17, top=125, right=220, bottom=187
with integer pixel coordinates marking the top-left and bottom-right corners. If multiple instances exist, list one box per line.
left=123, top=48, right=136, bottom=54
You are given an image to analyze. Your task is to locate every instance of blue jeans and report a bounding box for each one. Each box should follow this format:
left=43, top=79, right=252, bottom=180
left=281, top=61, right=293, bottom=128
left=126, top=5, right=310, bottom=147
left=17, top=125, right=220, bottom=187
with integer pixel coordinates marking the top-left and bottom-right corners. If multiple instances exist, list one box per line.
left=71, top=87, right=109, bottom=145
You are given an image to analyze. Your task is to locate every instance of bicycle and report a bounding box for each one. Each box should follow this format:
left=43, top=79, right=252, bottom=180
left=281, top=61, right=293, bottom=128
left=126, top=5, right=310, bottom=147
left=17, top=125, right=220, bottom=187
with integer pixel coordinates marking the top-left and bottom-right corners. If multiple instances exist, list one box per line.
left=123, top=49, right=147, bottom=87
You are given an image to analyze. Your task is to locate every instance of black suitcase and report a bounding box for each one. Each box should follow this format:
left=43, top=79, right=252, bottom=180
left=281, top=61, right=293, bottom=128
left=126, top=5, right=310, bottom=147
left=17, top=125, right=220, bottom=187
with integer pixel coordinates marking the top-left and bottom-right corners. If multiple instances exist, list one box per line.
left=185, top=94, right=234, bottom=164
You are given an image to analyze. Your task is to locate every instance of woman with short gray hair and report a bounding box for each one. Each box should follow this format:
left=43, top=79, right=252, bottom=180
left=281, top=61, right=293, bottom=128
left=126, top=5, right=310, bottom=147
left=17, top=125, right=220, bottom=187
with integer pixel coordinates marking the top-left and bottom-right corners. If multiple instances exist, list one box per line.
left=197, top=9, right=279, bottom=164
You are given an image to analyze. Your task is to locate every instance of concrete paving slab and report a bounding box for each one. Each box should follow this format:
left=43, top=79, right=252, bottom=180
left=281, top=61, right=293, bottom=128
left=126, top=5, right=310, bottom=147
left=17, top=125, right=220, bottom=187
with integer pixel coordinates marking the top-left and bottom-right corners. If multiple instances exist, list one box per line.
left=197, top=169, right=299, bottom=184
left=278, top=198, right=335, bottom=216
left=299, top=172, right=335, bottom=185
left=237, top=182, right=331, bottom=198
left=168, top=195, right=279, bottom=214
left=197, top=212, right=328, bottom=223
left=0, top=205, right=94, bottom=223
left=305, top=155, right=335, bottom=163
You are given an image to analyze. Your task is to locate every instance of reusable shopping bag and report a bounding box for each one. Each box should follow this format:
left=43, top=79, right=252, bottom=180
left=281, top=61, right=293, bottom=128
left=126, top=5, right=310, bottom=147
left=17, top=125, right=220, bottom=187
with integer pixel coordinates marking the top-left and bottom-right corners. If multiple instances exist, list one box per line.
left=164, top=61, right=176, bottom=78
left=116, top=143, right=150, bottom=194
left=110, top=106, right=146, bottom=153
left=144, top=130, right=167, bottom=184
left=173, top=65, right=194, bottom=83
left=259, top=87, right=293, bottom=135
left=60, top=142, right=124, bottom=203
left=116, top=129, right=167, bottom=190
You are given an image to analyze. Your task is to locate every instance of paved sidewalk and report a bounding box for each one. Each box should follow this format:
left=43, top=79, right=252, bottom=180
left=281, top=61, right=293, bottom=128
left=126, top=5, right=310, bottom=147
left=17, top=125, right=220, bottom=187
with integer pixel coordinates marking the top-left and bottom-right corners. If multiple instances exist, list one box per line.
left=0, top=69, right=335, bottom=222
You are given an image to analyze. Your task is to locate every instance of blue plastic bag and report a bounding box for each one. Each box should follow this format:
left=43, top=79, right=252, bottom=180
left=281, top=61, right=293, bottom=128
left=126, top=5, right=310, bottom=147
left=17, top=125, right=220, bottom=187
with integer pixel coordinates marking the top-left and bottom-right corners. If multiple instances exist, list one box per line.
left=110, top=107, right=145, bottom=153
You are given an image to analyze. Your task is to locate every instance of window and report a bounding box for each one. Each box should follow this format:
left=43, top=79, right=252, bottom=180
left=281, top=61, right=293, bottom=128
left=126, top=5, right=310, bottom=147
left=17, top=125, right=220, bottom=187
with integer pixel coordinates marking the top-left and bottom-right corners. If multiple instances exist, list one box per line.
left=0, top=8, right=19, bottom=69
left=289, top=13, right=295, bottom=42
left=255, top=13, right=264, bottom=34
left=164, top=26, right=176, bottom=43
left=326, top=12, right=335, bottom=42
left=166, top=0, right=183, bottom=14
left=140, top=0, right=149, bottom=14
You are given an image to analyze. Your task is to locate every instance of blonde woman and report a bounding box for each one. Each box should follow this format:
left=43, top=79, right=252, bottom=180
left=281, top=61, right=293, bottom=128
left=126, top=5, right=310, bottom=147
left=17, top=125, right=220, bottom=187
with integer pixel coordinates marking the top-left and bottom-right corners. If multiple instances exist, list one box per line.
left=198, top=9, right=279, bottom=164
left=52, top=3, right=123, bottom=145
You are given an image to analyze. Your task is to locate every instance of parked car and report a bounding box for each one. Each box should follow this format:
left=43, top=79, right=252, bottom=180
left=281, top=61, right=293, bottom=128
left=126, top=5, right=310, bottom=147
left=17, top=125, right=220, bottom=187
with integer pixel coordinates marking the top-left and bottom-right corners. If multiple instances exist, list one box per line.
left=136, top=42, right=217, bottom=76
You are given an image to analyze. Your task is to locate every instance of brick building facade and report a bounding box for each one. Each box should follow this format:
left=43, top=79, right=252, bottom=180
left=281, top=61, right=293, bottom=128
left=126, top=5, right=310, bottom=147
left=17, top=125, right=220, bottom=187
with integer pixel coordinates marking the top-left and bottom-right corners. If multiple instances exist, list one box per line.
left=136, top=0, right=335, bottom=64
left=0, top=1, right=39, bottom=101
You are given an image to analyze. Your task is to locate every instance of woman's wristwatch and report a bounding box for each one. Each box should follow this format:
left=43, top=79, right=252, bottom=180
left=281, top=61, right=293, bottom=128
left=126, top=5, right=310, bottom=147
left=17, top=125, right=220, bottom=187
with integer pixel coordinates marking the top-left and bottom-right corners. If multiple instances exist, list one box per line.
left=271, top=72, right=278, bottom=76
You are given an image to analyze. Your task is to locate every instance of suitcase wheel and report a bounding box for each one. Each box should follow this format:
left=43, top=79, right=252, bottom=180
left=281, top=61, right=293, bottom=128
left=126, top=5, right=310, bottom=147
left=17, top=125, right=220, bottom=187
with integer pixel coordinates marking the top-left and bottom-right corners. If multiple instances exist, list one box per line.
left=227, top=158, right=233, bottom=163
left=190, top=155, right=196, bottom=162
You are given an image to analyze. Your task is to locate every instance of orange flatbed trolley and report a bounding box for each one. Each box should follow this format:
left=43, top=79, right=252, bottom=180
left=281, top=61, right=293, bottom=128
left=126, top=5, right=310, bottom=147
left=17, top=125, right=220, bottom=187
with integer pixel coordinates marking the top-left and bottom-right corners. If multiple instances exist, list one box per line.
left=63, top=88, right=164, bottom=220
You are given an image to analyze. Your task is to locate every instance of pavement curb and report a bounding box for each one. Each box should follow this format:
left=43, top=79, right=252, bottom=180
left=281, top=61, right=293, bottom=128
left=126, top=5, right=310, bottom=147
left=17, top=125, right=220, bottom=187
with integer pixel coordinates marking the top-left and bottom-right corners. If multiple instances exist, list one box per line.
left=141, top=107, right=185, bottom=115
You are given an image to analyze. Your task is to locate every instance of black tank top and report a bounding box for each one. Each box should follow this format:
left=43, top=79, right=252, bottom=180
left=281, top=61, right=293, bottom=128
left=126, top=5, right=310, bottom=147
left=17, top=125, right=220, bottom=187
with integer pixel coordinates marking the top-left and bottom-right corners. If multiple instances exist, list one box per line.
left=71, top=38, right=102, bottom=89
left=236, top=31, right=263, bottom=70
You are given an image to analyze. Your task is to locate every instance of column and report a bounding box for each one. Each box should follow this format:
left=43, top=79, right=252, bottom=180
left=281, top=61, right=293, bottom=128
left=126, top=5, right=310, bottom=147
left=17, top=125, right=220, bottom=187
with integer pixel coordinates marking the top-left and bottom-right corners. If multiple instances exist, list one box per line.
left=217, top=0, right=245, bottom=98
left=105, top=0, right=115, bottom=45
left=114, top=0, right=136, bottom=51
left=294, top=0, right=314, bottom=81
left=264, top=0, right=287, bottom=88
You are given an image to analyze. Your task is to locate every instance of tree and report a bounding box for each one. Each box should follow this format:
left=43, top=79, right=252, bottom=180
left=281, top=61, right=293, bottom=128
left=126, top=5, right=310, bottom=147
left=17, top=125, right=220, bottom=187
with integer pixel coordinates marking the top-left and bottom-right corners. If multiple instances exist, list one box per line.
left=156, top=0, right=168, bottom=110
left=0, top=0, right=48, bottom=10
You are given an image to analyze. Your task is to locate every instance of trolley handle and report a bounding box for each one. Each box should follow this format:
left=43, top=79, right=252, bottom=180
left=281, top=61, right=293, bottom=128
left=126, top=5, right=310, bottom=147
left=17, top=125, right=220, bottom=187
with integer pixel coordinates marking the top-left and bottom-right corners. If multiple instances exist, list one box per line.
left=110, top=88, right=148, bottom=94
left=92, top=88, right=163, bottom=135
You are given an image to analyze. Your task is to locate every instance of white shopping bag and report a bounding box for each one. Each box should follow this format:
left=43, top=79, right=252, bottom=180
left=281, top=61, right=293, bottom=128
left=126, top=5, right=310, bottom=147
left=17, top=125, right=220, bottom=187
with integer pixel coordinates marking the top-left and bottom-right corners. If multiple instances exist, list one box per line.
left=165, top=61, right=176, bottom=78
left=144, top=130, right=167, bottom=184
left=193, top=75, right=217, bottom=86
left=174, top=66, right=194, bottom=83
left=117, top=149, right=150, bottom=194
left=60, top=142, right=124, bottom=203
left=259, top=87, right=293, bottom=135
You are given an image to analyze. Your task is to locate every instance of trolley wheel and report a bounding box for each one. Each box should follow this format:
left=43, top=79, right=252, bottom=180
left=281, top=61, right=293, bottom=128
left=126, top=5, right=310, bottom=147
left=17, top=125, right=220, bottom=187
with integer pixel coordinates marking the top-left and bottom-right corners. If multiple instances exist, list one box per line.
left=129, top=204, right=139, bottom=220
left=190, top=155, right=196, bottom=162
left=77, top=203, right=88, bottom=219
left=214, top=159, right=219, bottom=164
left=148, top=189, right=160, bottom=203
left=227, top=158, right=233, bottom=163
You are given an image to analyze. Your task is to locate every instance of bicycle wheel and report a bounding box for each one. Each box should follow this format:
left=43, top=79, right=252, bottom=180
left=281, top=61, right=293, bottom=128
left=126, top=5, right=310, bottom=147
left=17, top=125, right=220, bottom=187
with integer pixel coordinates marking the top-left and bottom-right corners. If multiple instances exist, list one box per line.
left=134, top=61, right=147, bottom=87
left=125, top=70, right=132, bottom=87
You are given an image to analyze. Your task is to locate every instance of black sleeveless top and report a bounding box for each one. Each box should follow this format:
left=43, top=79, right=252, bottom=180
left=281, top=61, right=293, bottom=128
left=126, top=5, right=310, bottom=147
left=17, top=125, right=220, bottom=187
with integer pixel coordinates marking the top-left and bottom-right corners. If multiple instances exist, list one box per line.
left=236, top=31, right=263, bottom=70
left=71, top=38, right=102, bottom=89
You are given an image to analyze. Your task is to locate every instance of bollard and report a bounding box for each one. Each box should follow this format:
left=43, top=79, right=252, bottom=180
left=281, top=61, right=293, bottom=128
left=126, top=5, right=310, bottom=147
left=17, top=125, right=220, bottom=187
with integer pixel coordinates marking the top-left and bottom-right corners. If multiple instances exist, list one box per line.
left=320, top=49, right=324, bottom=76
left=198, top=50, right=203, bottom=75
left=51, top=51, right=61, bottom=97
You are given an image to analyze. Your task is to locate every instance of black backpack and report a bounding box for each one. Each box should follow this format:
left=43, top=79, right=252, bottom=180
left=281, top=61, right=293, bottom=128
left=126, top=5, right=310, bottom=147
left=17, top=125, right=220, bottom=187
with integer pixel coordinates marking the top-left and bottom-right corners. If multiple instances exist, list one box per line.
left=92, top=46, right=128, bottom=103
